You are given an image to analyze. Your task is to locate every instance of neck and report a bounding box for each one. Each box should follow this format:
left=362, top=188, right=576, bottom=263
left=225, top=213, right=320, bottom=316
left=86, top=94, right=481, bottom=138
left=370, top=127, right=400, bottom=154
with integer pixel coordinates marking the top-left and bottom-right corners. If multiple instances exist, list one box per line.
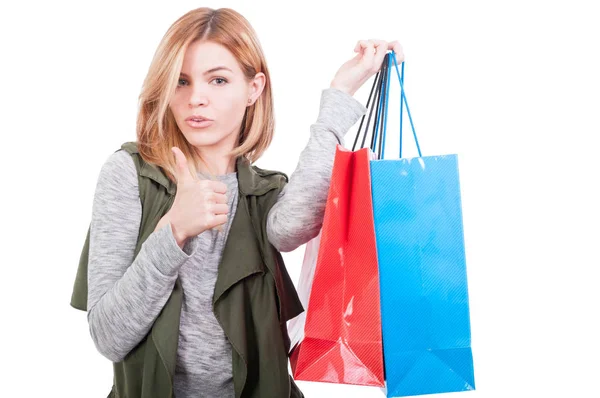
left=195, top=150, right=237, bottom=176
left=193, top=125, right=243, bottom=176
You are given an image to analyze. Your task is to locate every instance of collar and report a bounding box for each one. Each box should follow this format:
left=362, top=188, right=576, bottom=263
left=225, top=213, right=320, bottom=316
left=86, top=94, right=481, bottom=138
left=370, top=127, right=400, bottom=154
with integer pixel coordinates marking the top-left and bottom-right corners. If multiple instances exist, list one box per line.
left=121, top=141, right=286, bottom=197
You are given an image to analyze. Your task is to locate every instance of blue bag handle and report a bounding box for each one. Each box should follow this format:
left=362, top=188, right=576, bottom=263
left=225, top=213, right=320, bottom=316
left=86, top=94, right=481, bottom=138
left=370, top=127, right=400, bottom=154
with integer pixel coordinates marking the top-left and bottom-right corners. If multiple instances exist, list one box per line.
left=374, top=53, right=422, bottom=159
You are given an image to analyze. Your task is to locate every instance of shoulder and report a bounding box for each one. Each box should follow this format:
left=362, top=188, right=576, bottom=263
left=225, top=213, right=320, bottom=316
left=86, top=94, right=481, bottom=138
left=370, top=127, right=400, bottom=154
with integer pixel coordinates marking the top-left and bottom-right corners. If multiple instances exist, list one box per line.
left=250, top=165, right=288, bottom=198
left=251, top=165, right=289, bottom=186
left=96, top=148, right=138, bottom=193
left=101, top=149, right=137, bottom=176
left=120, top=140, right=140, bottom=154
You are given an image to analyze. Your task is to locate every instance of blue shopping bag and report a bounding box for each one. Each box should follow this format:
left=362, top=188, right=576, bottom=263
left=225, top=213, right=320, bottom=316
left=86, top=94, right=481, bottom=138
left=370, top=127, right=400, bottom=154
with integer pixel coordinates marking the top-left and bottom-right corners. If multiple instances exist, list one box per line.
left=365, top=53, right=476, bottom=397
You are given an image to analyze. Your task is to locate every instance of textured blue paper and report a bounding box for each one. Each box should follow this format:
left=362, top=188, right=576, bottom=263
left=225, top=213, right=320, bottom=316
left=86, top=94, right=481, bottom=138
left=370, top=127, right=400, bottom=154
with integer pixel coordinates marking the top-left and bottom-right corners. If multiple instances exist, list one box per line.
left=371, top=154, right=475, bottom=397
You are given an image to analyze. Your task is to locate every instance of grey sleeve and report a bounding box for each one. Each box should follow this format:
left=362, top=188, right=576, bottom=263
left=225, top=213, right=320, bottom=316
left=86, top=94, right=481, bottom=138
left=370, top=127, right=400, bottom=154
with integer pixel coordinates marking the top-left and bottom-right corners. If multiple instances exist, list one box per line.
left=87, top=149, right=196, bottom=363
left=266, top=87, right=367, bottom=252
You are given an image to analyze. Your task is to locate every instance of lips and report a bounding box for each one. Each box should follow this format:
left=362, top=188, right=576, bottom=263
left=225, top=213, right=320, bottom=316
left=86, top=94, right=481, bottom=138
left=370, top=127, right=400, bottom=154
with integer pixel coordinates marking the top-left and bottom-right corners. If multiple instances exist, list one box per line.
left=185, top=118, right=214, bottom=129
left=185, top=115, right=213, bottom=122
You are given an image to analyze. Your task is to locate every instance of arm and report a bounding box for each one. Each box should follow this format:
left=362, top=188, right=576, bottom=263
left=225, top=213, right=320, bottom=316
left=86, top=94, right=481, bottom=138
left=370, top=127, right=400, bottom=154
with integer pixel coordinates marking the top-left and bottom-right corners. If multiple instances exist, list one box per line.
left=87, top=150, right=196, bottom=362
left=266, top=87, right=367, bottom=252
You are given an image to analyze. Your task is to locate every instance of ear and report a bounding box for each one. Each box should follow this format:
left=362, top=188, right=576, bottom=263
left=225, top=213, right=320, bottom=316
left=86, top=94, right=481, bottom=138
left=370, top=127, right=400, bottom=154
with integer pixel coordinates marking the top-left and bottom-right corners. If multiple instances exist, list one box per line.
left=247, top=72, right=266, bottom=106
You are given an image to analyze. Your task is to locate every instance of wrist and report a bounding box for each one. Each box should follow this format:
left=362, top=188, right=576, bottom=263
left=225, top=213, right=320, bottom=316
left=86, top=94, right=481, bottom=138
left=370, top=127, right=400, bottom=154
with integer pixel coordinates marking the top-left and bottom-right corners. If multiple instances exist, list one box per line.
left=155, top=212, right=187, bottom=249
left=169, top=220, right=187, bottom=249
left=329, top=81, right=355, bottom=96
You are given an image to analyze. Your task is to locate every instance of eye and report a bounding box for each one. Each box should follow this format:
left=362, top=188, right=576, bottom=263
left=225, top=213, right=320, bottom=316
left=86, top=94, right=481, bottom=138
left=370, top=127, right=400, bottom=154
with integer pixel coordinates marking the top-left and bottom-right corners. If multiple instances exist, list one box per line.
left=212, top=77, right=228, bottom=86
left=177, top=78, right=188, bottom=87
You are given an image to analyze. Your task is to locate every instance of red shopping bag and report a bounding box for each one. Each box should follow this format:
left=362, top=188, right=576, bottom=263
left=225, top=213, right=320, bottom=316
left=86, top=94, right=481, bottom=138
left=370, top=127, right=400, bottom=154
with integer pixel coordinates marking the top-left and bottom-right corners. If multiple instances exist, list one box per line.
left=288, top=144, right=384, bottom=386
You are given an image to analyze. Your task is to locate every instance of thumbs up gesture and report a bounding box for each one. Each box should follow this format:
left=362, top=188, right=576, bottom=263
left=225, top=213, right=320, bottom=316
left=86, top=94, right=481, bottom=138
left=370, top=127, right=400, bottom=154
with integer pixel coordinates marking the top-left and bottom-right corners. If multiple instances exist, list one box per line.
left=158, top=146, right=229, bottom=248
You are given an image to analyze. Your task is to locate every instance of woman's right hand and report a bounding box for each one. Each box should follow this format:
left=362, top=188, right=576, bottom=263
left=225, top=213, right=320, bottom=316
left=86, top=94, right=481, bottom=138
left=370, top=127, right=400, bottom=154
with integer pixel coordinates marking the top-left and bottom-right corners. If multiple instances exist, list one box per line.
left=166, top=146, right=229, bottom=245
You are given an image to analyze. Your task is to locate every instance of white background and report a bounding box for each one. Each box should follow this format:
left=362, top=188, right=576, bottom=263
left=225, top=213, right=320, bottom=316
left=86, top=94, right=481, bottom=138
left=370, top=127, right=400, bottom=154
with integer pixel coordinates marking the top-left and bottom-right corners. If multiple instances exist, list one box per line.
left=1, top=0, right=599, bottom=397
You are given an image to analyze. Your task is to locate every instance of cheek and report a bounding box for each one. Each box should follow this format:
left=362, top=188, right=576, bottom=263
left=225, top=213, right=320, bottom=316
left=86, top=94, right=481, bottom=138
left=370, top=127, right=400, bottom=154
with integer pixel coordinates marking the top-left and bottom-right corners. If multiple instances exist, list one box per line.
left=216, top=96, right=248, bottom=120
left=174, top=93, right=188, bottom=109
left=168, top=99, right=181, bottom=118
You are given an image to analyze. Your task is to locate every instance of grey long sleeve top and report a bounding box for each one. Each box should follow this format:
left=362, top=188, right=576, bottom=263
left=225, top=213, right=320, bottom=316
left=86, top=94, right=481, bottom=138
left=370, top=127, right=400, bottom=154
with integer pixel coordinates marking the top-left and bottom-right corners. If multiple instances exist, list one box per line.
left=86, top=87, right=367, bottom=397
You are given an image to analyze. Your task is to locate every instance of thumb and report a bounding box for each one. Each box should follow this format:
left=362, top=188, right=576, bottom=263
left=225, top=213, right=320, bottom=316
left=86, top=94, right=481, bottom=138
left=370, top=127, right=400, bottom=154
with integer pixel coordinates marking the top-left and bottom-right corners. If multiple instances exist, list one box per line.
left=171, top=146, right=194, bottom=184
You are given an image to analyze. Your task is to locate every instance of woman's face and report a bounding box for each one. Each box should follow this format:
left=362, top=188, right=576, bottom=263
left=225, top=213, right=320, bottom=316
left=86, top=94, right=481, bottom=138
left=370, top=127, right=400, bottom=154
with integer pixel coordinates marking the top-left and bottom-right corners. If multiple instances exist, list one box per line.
left=169, top=40, right=264, bottom=156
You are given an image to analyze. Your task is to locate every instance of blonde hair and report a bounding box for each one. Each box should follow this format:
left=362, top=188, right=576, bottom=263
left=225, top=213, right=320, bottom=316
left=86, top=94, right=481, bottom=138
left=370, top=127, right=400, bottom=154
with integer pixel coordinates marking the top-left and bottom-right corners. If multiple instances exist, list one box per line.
left=135, top=7, right=275, bottom=183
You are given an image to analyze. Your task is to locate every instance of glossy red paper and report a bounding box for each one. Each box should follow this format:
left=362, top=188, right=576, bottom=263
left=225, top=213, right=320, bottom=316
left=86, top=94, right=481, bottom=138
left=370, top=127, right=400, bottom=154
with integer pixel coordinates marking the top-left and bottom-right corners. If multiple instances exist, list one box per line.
left=288, top=145, right=384, bottom=386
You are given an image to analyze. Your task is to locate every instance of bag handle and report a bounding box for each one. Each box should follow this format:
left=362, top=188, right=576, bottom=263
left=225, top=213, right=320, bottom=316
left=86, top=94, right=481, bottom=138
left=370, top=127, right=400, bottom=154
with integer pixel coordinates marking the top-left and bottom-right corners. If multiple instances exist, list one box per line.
left=374, top=52, right=392, bottom=159
left=389, top=52, right=421, bottom=158
left=352, top=52, right=422, bottom=159
left=351, top=54, right=388, bottom=156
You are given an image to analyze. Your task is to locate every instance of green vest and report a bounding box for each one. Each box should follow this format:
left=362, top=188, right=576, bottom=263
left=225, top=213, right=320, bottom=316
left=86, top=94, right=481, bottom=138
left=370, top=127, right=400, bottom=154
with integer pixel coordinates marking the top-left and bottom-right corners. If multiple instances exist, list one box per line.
left=70, top=141, right=305, bottom=398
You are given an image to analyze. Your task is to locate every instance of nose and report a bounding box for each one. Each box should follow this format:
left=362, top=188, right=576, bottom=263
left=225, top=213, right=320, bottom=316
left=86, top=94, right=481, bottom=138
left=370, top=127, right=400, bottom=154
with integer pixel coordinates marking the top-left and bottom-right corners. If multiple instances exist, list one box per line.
left=188, top=86, right=209, bottom=108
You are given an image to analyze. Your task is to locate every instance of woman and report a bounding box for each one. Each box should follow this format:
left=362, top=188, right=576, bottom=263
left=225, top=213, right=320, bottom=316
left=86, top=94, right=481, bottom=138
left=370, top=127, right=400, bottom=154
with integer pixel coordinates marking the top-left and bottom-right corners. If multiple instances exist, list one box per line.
left=79, top=6, right=403, bottom=398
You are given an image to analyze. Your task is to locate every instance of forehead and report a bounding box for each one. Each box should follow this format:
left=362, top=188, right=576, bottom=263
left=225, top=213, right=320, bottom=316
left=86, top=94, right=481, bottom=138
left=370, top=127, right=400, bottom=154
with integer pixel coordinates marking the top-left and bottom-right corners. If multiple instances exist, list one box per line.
left=181, top=40, right=241, bottom=74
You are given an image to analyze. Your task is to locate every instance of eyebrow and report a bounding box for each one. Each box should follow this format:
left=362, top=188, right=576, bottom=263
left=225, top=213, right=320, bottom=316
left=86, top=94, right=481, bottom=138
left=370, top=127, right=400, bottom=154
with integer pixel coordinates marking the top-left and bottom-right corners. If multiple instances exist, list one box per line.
left=179, top=66, right=233, bottom=77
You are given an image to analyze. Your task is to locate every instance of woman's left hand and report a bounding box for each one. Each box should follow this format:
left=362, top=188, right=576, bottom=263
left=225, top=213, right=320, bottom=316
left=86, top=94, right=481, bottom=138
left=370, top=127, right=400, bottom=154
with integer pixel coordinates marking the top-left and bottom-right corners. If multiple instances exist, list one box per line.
left=330, top=39, right=404, bottom=97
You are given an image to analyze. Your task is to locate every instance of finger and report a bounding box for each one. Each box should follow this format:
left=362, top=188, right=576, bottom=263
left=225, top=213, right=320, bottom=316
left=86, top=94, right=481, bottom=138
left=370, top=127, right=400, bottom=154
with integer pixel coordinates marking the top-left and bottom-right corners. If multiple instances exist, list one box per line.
left=357, top=40, right=375, bottom=53
left=370, top=39, right=388, bottom=50
left=371, top=40, right=389, bottom=72
left=171, top=147, right=194, bottom=184
left=208, top=180, right=228, bottom=194
left=388, top=41, right=404, bottom=62
left=211, top=203, right=229, bottom=215
left=358, top=40, right=375, bottom=67
left=211, top=214, right=228, bottom=227
left=211, top=192, right=228, bottom=204
left=354, top=39, right=373, bottom=53
left=198, top=180, right=228, bottom=204
left=388, top=40, right=402, bottom=53
left=201, top=180, right=229, bottom=194
left=205, top=213, right=228, bottom=231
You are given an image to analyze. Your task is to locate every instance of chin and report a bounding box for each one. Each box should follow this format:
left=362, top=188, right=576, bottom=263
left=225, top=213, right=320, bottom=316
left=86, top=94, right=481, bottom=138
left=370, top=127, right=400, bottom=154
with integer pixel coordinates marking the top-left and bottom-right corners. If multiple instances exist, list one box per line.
left=184, top=131, right=226, bottom=148
left=187, top=137, right=223, bottom=148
